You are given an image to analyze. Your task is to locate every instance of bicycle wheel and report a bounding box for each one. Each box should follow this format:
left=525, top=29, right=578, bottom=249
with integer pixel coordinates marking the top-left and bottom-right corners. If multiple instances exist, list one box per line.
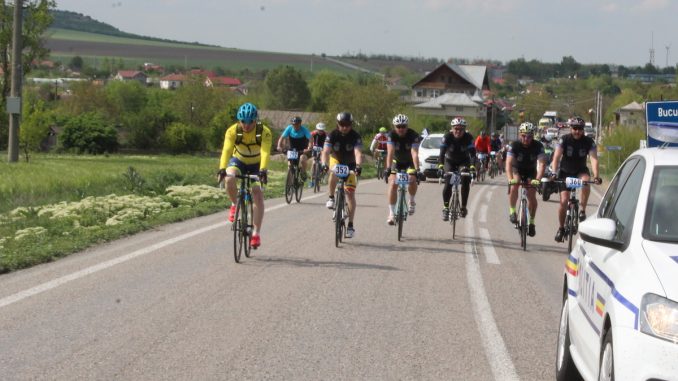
left=232, top=197, right=244, bottom=263
left=376, top=158, right=383, bottom=180
left=243, top=194, right=253, bottom=258
left=451, top=190, right=459, bottom=239
left=396, top=187, right=406, bottom=241
left=335, top=188, right=344, bottom=247
left=567, top=203, right=578, bottom=253
left=312, top=161, right=321, bottom=193
left=284, top=166, right=295, bottom=204
left=295, top=169, right=303, bottom=202
left=520, top=198, right=528, bottom=251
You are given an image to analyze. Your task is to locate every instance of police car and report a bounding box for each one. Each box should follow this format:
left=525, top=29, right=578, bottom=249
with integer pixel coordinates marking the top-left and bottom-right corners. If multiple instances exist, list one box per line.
left=418, top=133, right=444, bottom=179
left=556, top=147, right=678, bottom=381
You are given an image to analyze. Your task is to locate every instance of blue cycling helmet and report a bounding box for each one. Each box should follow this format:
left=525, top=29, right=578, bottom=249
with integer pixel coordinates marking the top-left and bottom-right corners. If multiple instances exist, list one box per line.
left=237, top=102, right=258, bottom=123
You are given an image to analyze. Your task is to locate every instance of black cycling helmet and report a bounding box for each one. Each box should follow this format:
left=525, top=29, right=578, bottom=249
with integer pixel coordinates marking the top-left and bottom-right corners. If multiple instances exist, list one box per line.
left=291, top=116, right=302, bottom=124
left=568, top=117, right=586, bottom=129
left=336, top=112, right=353, bottom=125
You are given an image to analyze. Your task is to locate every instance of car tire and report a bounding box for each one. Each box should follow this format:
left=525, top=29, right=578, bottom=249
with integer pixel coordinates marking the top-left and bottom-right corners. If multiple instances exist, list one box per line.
left=598, top=330, right=615, bottom=381
left=555, top=298, right=583, bottom=381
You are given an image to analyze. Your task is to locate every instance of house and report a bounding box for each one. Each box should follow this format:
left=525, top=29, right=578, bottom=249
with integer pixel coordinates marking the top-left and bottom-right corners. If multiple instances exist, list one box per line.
left=407, top=63, right=491, bottom=120
left=114, top=70, right=147, bottom=84
left=615, top=101, right=645, bottom=128
left=159, top=73, right=186, bottom=90
left=204, top=76, right=242, bottom=88
left=190, top=69, right=217, bottom=79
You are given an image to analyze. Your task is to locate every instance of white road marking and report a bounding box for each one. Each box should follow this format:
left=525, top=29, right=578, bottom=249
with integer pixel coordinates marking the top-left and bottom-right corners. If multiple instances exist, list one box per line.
left=466, top=188, right=520, bottom=380
left=478, top=228, right=500, bottom=264
left=0, top=192, right=328, bottom=309
left=479, top=204, right=488, bottom=223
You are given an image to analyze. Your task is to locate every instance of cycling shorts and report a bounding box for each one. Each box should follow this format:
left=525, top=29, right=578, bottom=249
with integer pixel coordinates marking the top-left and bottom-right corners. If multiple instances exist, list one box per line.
left=329, top=157, right=357, bottom=190
left=227, top=157, right=262, bottom=186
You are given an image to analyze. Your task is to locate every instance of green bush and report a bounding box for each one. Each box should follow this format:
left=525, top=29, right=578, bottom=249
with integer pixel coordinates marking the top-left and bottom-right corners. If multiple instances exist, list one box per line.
left=600, top=126, right=646, bottom=176
left=162, top=122, right=205, bottom=154
left=60, top=112, right=119, bottom=154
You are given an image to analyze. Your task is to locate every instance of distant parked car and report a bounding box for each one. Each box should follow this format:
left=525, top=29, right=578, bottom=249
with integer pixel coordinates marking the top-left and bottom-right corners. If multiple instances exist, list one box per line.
left=555, top=147, right=678, bottom=381
left=418, top=133, right=444, bottom=179
left=584, top=122, right=596, bottom=139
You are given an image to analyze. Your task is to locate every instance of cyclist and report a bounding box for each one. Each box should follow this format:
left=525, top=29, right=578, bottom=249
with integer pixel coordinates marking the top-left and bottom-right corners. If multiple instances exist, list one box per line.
left=218, top=102, right=272, bottom=249
left=370, top=126, right=389, bottom=161
left=277, top=116, right=311, bottom=181
left=473, top=131, right=492, bottom=170
left=550, top=117, right=602, bottom=242
left=506, top=122, right=547, bottom=237
left=384, top=114, right=422, bottom=225
left=308, top=122, right=327, bottom=187
left=490, top=132, right=503, bottom=172
left=322, top=112, right=363, bottom=238
left=437, top=117, right=475, bottom=220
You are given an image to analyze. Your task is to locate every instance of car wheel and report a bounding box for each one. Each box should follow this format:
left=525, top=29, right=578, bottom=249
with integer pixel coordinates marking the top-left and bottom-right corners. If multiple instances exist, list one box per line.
left=556, top=298, right=583, bottom=381
left=598, top=330, right=614, bottom=381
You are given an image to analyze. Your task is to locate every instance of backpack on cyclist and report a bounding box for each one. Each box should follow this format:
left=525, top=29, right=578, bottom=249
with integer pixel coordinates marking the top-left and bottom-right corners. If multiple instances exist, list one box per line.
left=235, top=122, right=264, bottom=146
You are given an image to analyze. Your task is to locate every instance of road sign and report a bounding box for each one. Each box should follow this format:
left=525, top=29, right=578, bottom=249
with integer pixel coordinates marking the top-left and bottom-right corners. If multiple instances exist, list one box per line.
left=606, top=146, right=622, bottom=151
left=646, top=101, right=678, bottom=147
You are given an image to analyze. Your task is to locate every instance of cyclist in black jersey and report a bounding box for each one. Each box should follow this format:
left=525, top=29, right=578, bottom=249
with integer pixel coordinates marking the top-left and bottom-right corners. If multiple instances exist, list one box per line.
left=384, top=114, right=422, bottom=225
left=321, top=112, right=363, bottom=238
left=437, top=117, right=475, bottom=220
left=550, top=117, right=602, bottom=242
left=506, top=122, right=547, bottom=237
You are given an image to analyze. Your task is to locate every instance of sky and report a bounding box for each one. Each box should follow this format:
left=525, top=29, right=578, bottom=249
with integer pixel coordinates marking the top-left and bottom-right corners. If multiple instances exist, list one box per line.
left=54, top=0, right=678, bottom=67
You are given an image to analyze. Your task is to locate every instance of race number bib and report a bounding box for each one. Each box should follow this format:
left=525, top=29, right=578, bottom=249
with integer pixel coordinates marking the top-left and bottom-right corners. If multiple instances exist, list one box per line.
left=490, top=151, right=496, bottom=156
left=477, top=153, right=486, bottom=161
left=334, top=164, right=350, bottom=178
left=565, top=177, right=584, bottom=189
left=287, top=150, right=299, bottom=160
left=396, top=172, right=409, bottom=185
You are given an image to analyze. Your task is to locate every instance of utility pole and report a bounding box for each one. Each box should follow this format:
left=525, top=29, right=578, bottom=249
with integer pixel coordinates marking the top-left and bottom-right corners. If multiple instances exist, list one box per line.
left=7, top=0, right=23, bottom=163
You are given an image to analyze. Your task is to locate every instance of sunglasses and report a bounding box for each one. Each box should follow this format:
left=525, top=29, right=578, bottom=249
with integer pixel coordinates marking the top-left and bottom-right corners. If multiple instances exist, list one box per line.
left=453, top=128, right=464, bottom=132
left=395, top=125, right=407, bottom=129
left=520, top=134, right=533, bottom=138
left=571, top=127, right=584, bottom=131
left=338, top=123, right=352, bottom=128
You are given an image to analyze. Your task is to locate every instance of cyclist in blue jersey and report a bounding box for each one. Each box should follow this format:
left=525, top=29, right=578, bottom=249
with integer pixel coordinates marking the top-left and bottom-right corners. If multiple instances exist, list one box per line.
left=277, top=116, right=312, bottom=180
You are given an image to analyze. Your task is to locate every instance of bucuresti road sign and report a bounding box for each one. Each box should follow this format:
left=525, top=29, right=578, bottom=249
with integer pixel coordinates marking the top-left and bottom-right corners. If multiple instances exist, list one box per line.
left=646, top=101, right=678, bottom=148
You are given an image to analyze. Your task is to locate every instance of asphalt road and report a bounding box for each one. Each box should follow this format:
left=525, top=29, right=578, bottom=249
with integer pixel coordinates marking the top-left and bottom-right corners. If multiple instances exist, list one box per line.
left=0, top=175, right=603, bottom=380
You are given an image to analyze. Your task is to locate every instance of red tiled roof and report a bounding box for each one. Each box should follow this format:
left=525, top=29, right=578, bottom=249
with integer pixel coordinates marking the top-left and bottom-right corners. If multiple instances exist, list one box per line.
left=211, top=76, right=241, bottom=86
left=117, top=70, right=144, bottom=78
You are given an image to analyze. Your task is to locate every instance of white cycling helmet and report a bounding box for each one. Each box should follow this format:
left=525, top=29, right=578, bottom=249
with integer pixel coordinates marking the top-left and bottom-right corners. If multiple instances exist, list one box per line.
left=451, top=117, right=467, bottom=127
left=392, top=113, right=409, bottom=126
left=315, top=122, right=326, bottom=131
left=519, top=122, right=535, bottom=134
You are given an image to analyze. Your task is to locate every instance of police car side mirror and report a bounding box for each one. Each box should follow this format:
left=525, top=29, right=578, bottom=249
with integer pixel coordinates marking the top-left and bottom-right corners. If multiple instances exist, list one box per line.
left=579, top=218, right=625, bottom=251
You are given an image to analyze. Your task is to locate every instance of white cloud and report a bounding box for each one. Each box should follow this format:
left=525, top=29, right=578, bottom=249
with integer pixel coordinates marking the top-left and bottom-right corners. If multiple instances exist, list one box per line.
left=634, top=0, right=670, bottom=11
left=422, top=0, right=524, bottom=12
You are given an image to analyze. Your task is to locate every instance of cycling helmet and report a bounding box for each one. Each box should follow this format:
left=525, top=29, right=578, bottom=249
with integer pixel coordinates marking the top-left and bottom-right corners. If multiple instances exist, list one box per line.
left=378, top=127, right=387, bottom=133
left=567, top=117, right=586, bottom=129
left=336, top=112, right=353, bottom=125
left=450, top=117, right=467, bottom=127
left=480, top=131, right=487, bottom=136
left=392, top=114, right=409, bottom=126
left=291, top=116, right=302, bottom=124
left=236, top=102, right=258, bottom=123
left=491, top=132, right=498, bottom=138
left=519, top=122, right=535, bottom=134
left=315, top=122, right=326, bottom=131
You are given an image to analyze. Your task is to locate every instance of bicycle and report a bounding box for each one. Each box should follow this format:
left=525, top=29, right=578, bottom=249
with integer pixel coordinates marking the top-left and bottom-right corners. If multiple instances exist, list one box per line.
left=508, top=179, right=539, bottom=251
left=445, top=170, right=471, bottom=239
left=488, top=151, right=499, bottom=179
left=375, top=149, right=386, bottom=180
left=227, top=172, right=259, bottom=263
left=476, top=153, right=488, bottom=182
left=284, top=149, right=304, bottom=204
left=310, top=146, right=324, bottom=193
left=394, top=170, right=410, bottom=241
left=331, top=164, right=351, bottom=247
left=545, top=177, right=595, bottom=253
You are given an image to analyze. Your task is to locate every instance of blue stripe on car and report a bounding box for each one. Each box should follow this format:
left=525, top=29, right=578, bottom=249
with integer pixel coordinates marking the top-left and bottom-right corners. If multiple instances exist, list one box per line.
left=589, top=261, right=640, bottom=329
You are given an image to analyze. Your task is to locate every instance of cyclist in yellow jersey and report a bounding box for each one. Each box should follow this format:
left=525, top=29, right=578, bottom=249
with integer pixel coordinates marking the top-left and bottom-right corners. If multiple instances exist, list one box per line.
left=218, top=102, right=272, bottom=249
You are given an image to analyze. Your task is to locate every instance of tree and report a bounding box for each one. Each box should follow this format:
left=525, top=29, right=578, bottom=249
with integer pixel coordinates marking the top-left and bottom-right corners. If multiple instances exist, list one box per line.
left=20, top=100, right=52, bottom=161
left=264, top=65, right=310, bottom=109
left=60, top=112, right=119, bottom=154
left=162, top=122, right=205, bottom=154
left=0, top=1, right=56, bottom=110
left=327, top=81, right=402, bottom=134
left=308, top=70, right=348, bottom=112
left=69, top=55, right=84, bottom=71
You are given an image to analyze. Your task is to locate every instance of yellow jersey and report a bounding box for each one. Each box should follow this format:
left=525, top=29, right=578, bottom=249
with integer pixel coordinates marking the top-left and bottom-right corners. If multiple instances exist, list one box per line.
left=219, top=122, right=272, bottom=170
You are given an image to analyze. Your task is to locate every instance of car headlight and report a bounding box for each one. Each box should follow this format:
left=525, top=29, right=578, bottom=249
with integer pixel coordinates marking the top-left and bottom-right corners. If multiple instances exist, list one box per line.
left=640, top=293, right=678, bottom=344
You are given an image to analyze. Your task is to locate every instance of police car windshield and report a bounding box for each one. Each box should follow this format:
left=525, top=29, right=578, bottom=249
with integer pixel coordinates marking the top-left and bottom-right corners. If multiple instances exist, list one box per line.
left=644, top=166, right=678, bottom=243
left=421, top=136, right=443, bottom=149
